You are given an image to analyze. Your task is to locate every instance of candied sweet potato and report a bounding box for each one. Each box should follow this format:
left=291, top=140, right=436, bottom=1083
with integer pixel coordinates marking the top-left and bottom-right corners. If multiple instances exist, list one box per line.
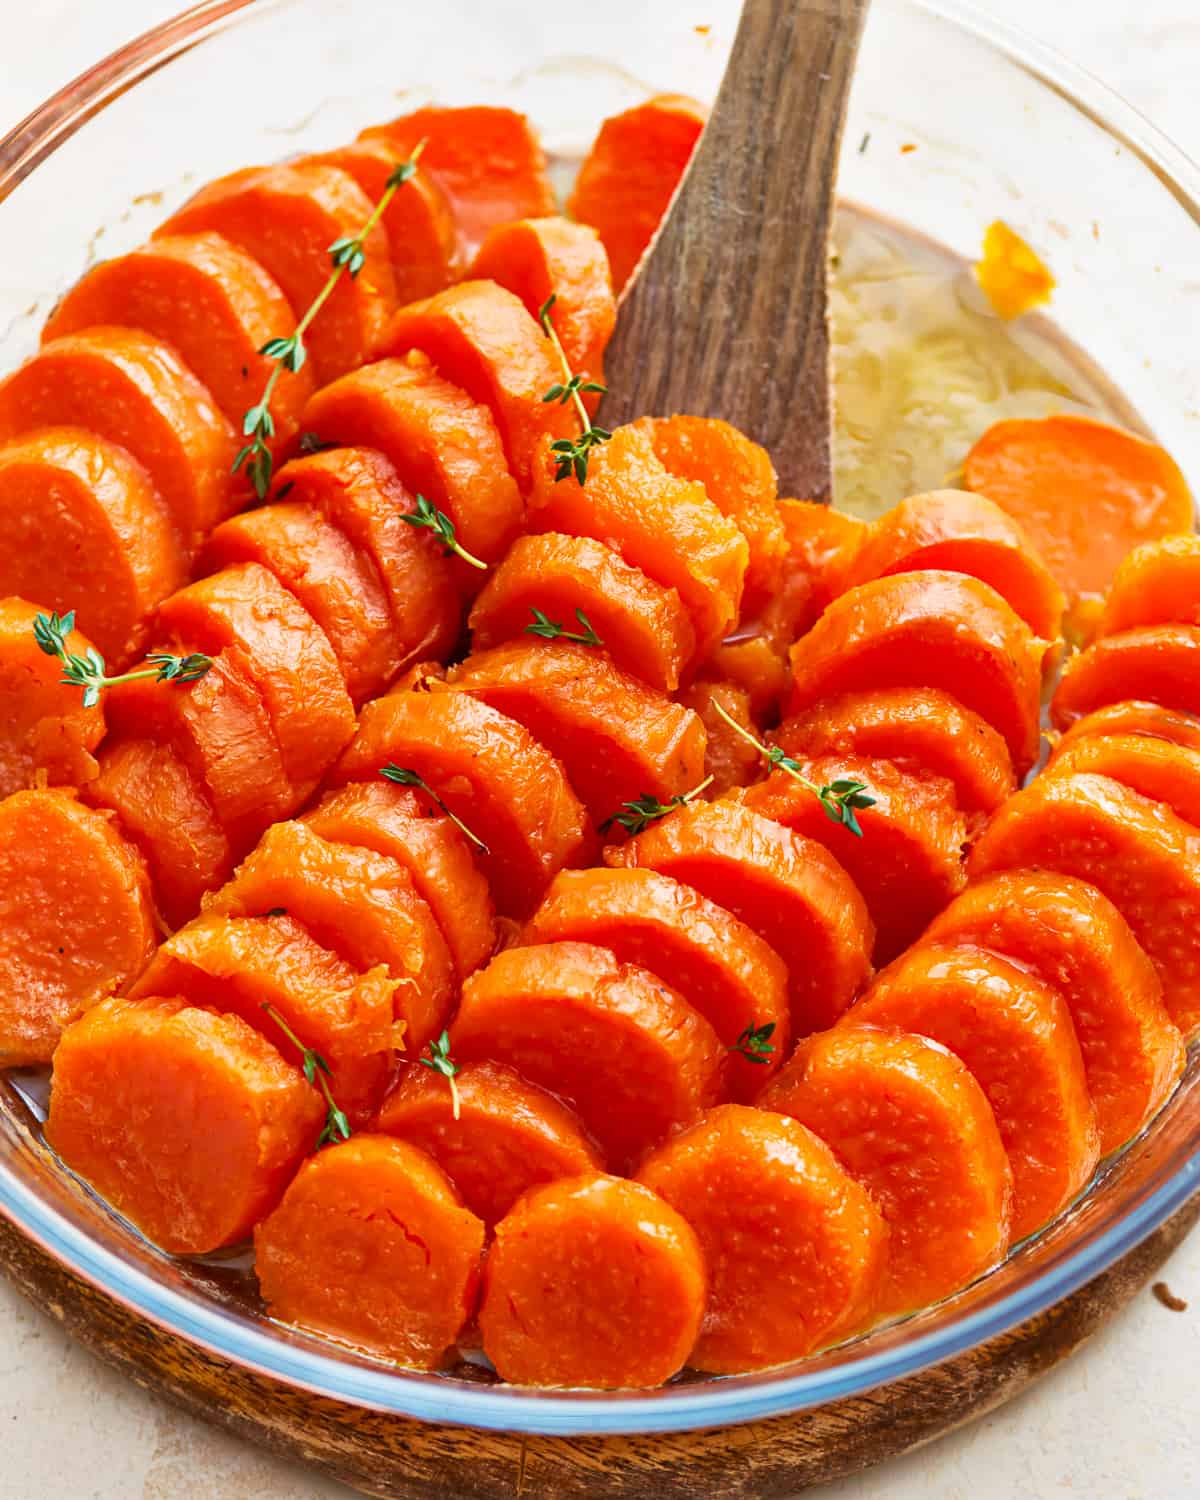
left=1051, top=626, right=1200, bottom=726
left=1051, top=699, right=1200, bottom=758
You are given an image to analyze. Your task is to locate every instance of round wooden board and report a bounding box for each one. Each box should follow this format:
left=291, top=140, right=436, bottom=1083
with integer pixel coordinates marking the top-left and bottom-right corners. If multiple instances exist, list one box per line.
left=0, top=1197, right=1196, bottom=1498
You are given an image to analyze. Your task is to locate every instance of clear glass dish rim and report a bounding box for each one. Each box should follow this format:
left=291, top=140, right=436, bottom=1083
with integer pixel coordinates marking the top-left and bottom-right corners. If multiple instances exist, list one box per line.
left=1, top=0, right=1199, bottom=1438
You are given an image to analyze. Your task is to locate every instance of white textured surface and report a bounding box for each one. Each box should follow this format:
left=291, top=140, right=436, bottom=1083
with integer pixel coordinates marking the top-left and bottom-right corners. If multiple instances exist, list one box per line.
left=1, top=3, right=1199, bottom=1496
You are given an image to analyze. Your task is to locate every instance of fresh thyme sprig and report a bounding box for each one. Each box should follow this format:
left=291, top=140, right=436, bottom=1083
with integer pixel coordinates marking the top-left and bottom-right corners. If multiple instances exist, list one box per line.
left=260, top=1002, right=351, bottom=1148
left=525, top=606, right=603, bottom=647
left=379, top=763, right=490, bottom=854
left=33, top=610, right=211, bottom=709
left=598, top=774, right=715, bottom=836
left=538, top=294, right=611, bottom=484
left=729, top=1021, right=776, bottom=1065
left=709, top=699, right=875, bottom=838
left=419, top=1029, right=462, bottom=1120
left=234, top=141, right=428, bottom=499
left=399, top=495, right=487, bottom=570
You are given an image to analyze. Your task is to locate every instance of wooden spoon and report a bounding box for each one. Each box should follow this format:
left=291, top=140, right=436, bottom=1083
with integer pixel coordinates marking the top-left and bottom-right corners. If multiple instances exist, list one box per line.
left=599, top=0, right=869, bottom=503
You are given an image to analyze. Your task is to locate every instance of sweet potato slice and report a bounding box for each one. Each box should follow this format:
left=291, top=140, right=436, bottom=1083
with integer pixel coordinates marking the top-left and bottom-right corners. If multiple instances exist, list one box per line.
left=742, top=756, right=968, bottom=964
left=788, top=571, right=1046, bottom=776
left=255, top=1134, right=484, bottom=1368
left=105, top=649, right=291, bottom=855
left=1096, top=533, right=1200, bottom=638
left=480, top=1173, right=706, bottom=1388
left=963, top=413, right=1194, bottom=609
left=1051, top=625, right=1200, bottom=726
left=469, top=532, right=695, bottom=693
left=774, top=687, right=1016, bottom=815
left=303, top=780, right=495, bottom=981
left=201, top=500, right=400, bottom=705
left=841, top=489, right=1065, bottom=639
left=0, top=328, right=237, bottom=548
left=1044, top=733, right=1200, bottom=829
left=524, top=867, right=789, bottom=1102
left=778, top=498, right=867, bottom=613
left=42, top=232, right=315, bottom=447
left=609, top=798, right=874, bottom=1036
left=568, top=95, right=707, bottom=292
left=375, top=1060, right=601, bottom=1226
left=970, top=770, right=1200, bottom=1039
left=635, top=415, right=788, bottom=613
left=48, top=996, right=322, bottom=1254
left=301, top=353, right=521, bottom=579
left=0, top=429, right=186, bottom=665
left=1052, top=700, right=1200, bottom=758
left=0, top=596, right=104, bottom=798
left=302, top=140, right=459, bottom=302
left=83, top=738, right=233, bottom=931
left=445, top=639, right=706, bottom=825
left=155, top=562, right=354, bottom=797
left=470, top=217, right=615, bottom=398
left=265, top=446, right=459, bottom=667
left=636, top=1104, right=887, bottom=1372
left=381, top=281, right=572, bottom=491
left=207, top=820, right=454, bottom=1055
left=157, top=163, right=396, bottom=381
left=360, top=105, right=555, bottom=258
left=761, top=1027, right=1013, bottom=1318
left=331, top=689, right=589, bottom=917
left=527, top=423, right=748, bottom=661
left=925, top=871, right=1183, bottom=1154
left=847, top=943, right=1099, bottom=1239
left=132, top=910, right=398, bottom=1126
left=0, top=790, right=156, bottom=1064
left=678, top=678, right=761, bottom=793
left=451, top=941, right=724, bottom=1171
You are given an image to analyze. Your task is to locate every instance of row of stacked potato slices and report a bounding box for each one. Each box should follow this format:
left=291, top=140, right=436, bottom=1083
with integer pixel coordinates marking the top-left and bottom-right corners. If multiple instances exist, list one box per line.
left=0, top=93, right=1197, bottom=1389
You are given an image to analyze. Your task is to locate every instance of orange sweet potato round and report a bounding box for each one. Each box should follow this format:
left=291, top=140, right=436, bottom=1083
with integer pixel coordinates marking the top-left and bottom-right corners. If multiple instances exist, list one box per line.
left=788, top=571, right=1046, bottom=776
left=609, top=798, right=874, bottom=1037
left=445, top=639, right=707, bottom=826
left=0, top=429, right=186, bottom=665
left=846, top=943, right=1099, bottom=1239
left=523, top=867, right=790, bottom=1101
left=201, top=500, right=402, bottom=705
left=158, top=163, right=396, bottom=381
left=303, top=780, right=496, bottom=981
left=468, top=532, right=696, bottom=693
left=83, top=737, right=233, bottom=930
left=925, top=871, right=1183, bottom=1154
left=331, top=689, right=590, bottom=918
left=132, top=910, right=399, bottom=1126
left=156, top=562, right=355, bottom=798
left=300, top=354, right=522, bottom=579
left=1044, top=732, right=1200, bottom=830
left=380, top=280, right=573, bottom=492
left=760, top=1027, right=1012, bottom=1318
left=42, top=231, right=315, bottom=446
left=375, top=1060, right=602, bottom=1227
left=778, top=498, right=867, bottom=613
left=678, top=678, right=762, bottom=793
left=774, top=687, right=1016, bottom=815
left=255, top=1134, right=484, bottom=1368
left=1052, top=700, right=1200, bottom=758
left=48, top=995, right=322, bottom=1254
left=568, top=95, right=707, bottom=292
left=841, top=489, right=1064, bottom=639
left=480, top=1173, right=706, bottom=1388
left=1096, top=534, right=1200, bottom=638
left=0, top=790, right=156, bottom=1065
left=1051, top=626, right=1200, bottom=726
left=207, top=820, right=455, bottom=1055
left=742, top=755, right=968, bottom=964
left=0, top=328, right=238, bottom=549
left=451, top=941, right=725, bottom=1172
left=969, top=770, right=1200, bottom=1040
left=636, top=1104, right=887, bottom=1373
left=527, top=423, right=748, bottom=662
left=0, top=596, right=104, bottom=798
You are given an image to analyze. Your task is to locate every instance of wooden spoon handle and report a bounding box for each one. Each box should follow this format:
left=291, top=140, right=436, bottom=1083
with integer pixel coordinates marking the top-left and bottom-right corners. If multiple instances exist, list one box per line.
left=599, top=0, right=869, bottom=502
